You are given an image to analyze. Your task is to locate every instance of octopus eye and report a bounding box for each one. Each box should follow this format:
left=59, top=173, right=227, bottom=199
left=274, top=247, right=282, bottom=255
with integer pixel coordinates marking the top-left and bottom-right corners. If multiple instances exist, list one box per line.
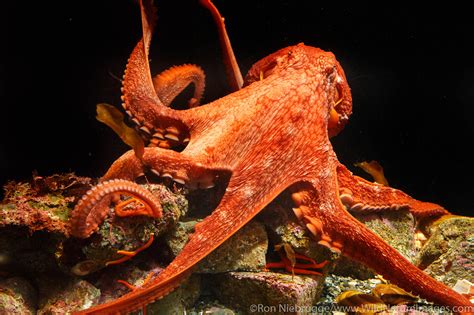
left=259, top=60, right=278, bottom=81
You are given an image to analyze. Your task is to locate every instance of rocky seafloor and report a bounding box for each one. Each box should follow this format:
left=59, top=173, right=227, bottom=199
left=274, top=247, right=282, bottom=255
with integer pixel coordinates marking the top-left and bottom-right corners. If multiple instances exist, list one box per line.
left=0, top=173, right=473, bottom=314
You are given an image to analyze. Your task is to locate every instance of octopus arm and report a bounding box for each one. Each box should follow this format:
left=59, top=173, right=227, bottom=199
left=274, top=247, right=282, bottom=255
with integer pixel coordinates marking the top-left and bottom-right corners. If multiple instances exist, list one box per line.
left=121, top=0, right=190, bottom=128
left=200, top=0, right=243, bottom=90
left=152, top=64, right=206, bottom=108
left=292, top=176, right=472, bottom=308
left=336, top=163, right=449, bottom=219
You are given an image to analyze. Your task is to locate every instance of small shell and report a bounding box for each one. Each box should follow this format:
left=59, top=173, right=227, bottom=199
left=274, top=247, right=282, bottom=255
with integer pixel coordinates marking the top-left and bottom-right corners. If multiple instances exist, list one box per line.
left=71, top=260, right=101, bottom=276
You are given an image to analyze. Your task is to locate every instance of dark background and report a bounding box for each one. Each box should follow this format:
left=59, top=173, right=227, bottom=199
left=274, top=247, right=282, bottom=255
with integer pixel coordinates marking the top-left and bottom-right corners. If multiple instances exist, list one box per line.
left=1, top=1, right=473, bottom=215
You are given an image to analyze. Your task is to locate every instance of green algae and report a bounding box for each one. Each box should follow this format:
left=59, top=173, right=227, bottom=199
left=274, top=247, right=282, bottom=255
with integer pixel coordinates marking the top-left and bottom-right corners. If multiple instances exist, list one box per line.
left=27, top=193, right=73, bottom=222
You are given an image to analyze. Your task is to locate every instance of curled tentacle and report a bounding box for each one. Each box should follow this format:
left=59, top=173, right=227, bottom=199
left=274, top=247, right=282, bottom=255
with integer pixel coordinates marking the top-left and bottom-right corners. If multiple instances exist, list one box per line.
left=70, top=179, right=162, bottom=239
left=152, top=64, right=206, bottom=108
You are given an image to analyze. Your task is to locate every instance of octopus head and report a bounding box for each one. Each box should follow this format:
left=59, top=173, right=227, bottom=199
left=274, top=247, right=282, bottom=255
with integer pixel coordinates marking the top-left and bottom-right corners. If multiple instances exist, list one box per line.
left=244, top=43, right=352, bottom=137
left=324, top=51, right=353, bottom=137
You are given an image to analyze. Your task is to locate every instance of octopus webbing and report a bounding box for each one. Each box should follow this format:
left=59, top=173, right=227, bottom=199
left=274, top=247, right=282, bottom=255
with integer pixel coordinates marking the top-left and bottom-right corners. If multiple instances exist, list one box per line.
left=70, top=0, right=473, bottom=313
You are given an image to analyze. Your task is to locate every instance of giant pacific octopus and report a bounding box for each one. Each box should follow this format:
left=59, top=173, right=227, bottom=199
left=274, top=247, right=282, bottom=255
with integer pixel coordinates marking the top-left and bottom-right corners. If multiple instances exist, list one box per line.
left=69, top=0, right=473, bottom=313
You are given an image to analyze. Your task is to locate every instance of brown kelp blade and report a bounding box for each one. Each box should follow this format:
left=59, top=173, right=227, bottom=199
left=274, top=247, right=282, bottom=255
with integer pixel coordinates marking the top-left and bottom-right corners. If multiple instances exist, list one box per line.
left=96, top=103, right=145, bottom=160
left=355, top=160, right=389, bottom=186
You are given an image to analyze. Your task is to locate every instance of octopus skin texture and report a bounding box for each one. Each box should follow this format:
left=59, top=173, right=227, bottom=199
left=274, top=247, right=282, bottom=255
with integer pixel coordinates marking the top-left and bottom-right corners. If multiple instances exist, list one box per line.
left=70, top=0, right=473, bottom=313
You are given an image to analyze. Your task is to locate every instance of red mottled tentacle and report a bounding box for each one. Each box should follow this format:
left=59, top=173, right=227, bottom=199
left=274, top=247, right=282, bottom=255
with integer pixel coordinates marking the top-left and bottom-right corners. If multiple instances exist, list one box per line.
left=291, top=176, right=472, bottom=308
left=200, top=0, right=243, bottom=91
left=69, top=179, right=162, bottom=239
left=121, top=0, right=194, bottom=149
left=121, top=0, right=166, bottom=121
left=336, top=162, right=449, bottom=219
left=152, top=64, right=205, bottom=108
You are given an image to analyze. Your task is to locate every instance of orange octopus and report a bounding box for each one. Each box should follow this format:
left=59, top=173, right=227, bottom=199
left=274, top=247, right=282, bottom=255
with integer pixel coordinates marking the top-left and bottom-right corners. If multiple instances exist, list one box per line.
left=70, top=0, right=473, bottom=313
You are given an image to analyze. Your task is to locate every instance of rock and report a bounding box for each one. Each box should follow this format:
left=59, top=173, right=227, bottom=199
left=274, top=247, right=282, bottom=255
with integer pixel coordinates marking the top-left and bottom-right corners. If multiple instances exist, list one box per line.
left=333, top=209, right=417, bottom=279
left=147, top=274, right=201, bottom=314
left=37, top=278, right=100, bottom=314
left=0, top=228, right=63, bottom=276
left=197, top=305, right=237, bottom=315
left=180, top=274, right=202, bottom=308
left=189, top=300, right=238, bottom=315
left=416, top=216, right=474, bottom=287
left=149, top=291, right=187, bottom=315
left=163, top=219, right=197, bottom=258
left=331, top=256, right=376, bottom=280
left=0, top=277, right=37, bottom=314
left=164, top=220, right=268, bottom=273
left=452, top=279, right=474, bottom=296
left=355, top=210, right=417, bottom=262
left=0, top=173, right=92, bottom=235
left=211, top=271, right=324, bottom=314
left=199, top=221, right=268, bottom=273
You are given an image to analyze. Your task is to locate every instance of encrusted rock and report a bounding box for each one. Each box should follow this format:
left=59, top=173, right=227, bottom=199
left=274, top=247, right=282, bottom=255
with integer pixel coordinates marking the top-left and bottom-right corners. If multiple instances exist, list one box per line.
left=355, top=210, right=417, bottom=262
left=416, top=216, right=474, bottom=287
left=199, top=221, right=268, bottom=273
left=148, top=274, right=201, bottom=314
left=189, top=300, right=238, bottom=315
left=211, top=271, right=324, bottom=314
left=164, top=220, right=268, bottom=273
left=0, top=173, right=92, bottom=235
left=0, top=228, right=63, bottom=276
left=37, top=278, right=100, bottom=314
left=333, top=209, right=417, bottom=279
left=0, top=277, right=37, bottom=314
left=163, top=219, right=197, bottom=258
